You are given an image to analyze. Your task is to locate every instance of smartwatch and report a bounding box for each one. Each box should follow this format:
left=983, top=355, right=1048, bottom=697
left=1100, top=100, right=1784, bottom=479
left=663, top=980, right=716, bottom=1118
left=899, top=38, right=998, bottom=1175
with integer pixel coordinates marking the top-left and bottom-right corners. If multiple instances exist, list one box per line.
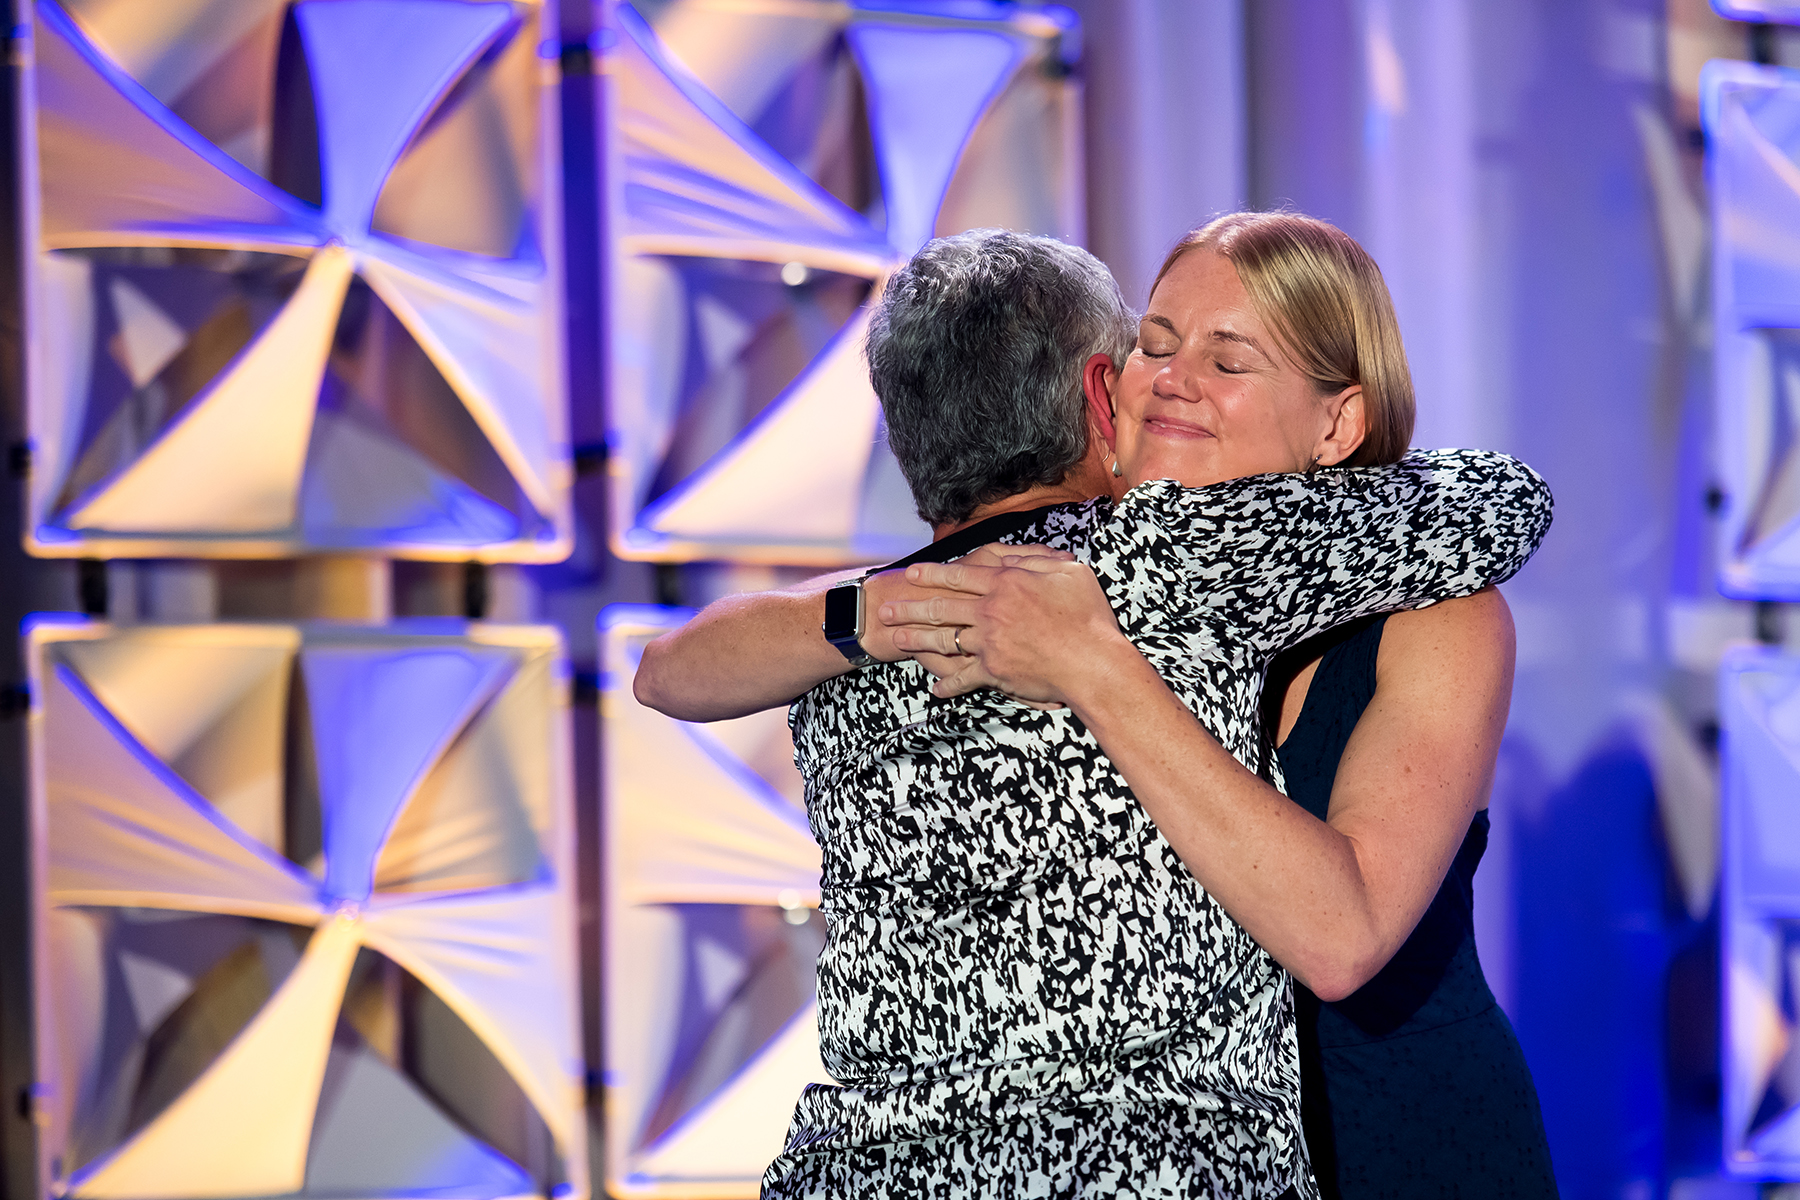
left=822, top=577, right=876, bottom=668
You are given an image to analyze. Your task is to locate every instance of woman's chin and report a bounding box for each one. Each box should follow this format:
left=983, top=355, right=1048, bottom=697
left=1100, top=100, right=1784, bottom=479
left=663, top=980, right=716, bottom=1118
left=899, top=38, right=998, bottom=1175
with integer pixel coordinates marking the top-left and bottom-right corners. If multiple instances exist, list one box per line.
left=1126, top=449, right=1230, bottom=490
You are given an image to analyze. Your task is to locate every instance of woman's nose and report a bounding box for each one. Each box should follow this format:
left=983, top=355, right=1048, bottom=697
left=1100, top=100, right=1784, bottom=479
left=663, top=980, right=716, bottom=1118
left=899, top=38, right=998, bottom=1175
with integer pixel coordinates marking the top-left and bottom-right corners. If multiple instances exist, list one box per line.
left=1153, top=357, right=1200, bottom=403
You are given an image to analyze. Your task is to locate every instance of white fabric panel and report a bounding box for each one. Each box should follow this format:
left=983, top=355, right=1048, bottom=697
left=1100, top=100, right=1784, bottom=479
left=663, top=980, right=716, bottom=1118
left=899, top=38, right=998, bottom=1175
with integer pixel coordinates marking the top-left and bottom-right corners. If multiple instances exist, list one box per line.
left=34, top=1, right=316, bottom=248
left=301, top=642, right=515, bottom=903
left=362, top=884, right=583, bottom=1158
left=298, top=408, right=523, bottom=547
left=59, top=628, right=298, bottom=855
left=306, top=1037, right=535, bottom=1196
left=43, top=663, right=318, bottom=921
left=1717, top=105, right=1800, bottom=328
left=377, top=651, right=553, bottom=892
left=846, top=24, right=1022, bottom=255
left=1727, top=918, right=1786, bottom=1148
left=68, top=914, right=357, bottom=1199
left=649, top=5, right=839, bottom=126
left=1708, top=62, right=1800, bottom=598
left=295, top=0, right=511, bottom=235
left=601, top=610, right=832, bottom=1198
left=29, top=0, right=567, bottom=561
left=359, top=248, right=559, bottom=517
left=638, top=305, right=881, bottom=550
left=608, top=651, right=821, bottom=908
left=631, top=1003, right=828, bottom=1182
left=1723, top=649, right=1800, bottom=1169
left=61, top=0, right=288, bottom=106
left=107, top=277, right=187, bottom=388
left=65, top=245, right=353, bottom=534
left=30, top=252, right=97, bottom=534
left=1726, top=662, right=1800, bottom=911
left=613, top=6, right=892, bottom=278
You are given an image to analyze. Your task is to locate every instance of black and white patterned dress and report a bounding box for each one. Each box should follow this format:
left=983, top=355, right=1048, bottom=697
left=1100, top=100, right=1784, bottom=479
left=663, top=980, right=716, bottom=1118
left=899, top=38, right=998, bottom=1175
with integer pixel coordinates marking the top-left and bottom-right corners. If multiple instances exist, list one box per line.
left=765, top=450, right=1555, bottom=1200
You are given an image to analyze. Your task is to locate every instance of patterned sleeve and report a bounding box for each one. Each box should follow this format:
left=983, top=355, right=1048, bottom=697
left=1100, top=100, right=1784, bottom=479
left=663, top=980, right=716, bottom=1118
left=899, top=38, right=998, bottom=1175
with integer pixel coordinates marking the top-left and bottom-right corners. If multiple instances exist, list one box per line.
left=1092, top=448, right=1554, bottom=660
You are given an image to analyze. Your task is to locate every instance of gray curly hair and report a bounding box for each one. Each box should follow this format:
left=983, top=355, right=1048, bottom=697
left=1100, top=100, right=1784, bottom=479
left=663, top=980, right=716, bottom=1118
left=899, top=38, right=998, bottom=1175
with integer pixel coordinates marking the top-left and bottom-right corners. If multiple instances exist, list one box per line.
left=867, top=229, right=1135, bottom=527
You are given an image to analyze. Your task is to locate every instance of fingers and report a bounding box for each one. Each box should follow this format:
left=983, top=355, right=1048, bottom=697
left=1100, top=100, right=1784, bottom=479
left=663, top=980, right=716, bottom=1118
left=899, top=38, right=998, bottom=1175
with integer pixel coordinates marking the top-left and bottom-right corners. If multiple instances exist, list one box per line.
left=1000, top=553, right=1087, bottom=575
left=971, top=542, right=1075, bottom=563
left=912, top=651, right=963, bottom=679
left=891, top=624, right=975, bottom=657
left=905, top=561, right=995, bottom=594
left=930, top=663, right=991, bottom=698
left=878, top=595, right=981, bottom=628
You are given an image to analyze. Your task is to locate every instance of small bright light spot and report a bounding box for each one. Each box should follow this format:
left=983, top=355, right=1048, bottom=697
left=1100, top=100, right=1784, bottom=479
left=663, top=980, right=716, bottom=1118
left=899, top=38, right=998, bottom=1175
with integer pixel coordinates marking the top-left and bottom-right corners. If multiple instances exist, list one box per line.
left=780, top=261, right=809, bottom=287
left=777, top=888, right=810, bottom=924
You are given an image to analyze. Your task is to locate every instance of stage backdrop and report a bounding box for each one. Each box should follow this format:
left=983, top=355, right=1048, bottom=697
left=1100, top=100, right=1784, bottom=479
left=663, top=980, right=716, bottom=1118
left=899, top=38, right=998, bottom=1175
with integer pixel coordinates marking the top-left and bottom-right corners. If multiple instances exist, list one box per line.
left=14, top=3, right=587, bottom=1200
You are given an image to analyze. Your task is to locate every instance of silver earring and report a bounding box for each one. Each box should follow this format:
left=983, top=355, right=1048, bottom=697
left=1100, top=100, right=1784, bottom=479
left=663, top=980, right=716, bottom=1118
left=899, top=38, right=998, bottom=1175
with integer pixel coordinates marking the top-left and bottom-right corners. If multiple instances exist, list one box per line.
left=1307, top=455, right=1321, bottom=476
left=1111, top=457, right=1123, bottom=478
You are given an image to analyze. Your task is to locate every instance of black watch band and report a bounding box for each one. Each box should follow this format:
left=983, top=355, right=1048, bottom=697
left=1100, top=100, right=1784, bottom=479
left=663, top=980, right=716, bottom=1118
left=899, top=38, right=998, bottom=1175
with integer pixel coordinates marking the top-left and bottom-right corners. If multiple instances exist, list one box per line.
left=822, top=578, right=875, bottom=668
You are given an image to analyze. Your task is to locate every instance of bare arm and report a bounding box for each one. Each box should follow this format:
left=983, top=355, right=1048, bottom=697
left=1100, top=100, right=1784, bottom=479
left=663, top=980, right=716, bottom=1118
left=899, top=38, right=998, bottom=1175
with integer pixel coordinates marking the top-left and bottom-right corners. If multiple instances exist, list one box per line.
left=631, top=546, right=1053, bottom=721
left=888, top=557, right=1514, bottom=1000
left=632, top=572, right=857, bottom=721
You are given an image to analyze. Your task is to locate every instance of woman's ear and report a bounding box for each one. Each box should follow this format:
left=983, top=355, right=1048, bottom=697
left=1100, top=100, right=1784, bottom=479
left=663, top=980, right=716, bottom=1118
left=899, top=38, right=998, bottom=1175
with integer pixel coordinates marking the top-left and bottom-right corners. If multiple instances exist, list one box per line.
left=1314, top=385, right=1367, bottom=467
left=1082, top=353, right=1118, bottom=446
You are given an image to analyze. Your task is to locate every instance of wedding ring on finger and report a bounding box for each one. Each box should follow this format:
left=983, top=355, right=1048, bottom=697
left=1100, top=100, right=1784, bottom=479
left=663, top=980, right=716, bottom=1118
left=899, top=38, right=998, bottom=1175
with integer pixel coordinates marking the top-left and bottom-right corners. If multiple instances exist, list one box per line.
left=954, top=627, right=965, bottom=655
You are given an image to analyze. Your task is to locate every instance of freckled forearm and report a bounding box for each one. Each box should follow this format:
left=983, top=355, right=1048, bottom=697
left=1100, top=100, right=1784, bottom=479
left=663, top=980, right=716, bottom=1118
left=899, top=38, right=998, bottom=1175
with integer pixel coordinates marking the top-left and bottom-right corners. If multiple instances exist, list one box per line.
left=1062, top=650, right=1386, bottom=996
left=634, top=587, right=850, bottom=721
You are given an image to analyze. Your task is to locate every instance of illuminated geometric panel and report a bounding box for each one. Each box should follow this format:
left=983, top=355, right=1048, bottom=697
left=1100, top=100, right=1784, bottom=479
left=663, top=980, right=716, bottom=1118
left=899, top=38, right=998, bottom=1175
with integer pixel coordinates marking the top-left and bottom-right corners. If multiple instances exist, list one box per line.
left=26, top=619, right=586, bottom=1200
left=600, top=607, right=828, bottom=1198
left=1720, top=647, right=1800, bottom=1177
left=1704, top=60, right=1800, bottom=597
left=1715, top=1, right=1800, bottom=22
left=606, top=0, right=1082, bottom=565
left=23, top=0, right=569, bottom=561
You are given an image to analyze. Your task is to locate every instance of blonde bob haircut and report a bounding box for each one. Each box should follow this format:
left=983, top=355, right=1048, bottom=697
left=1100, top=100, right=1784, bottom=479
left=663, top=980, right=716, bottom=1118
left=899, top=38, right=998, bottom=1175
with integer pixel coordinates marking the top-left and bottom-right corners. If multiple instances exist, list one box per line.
left=1151, top=212, right=1415, bottom=467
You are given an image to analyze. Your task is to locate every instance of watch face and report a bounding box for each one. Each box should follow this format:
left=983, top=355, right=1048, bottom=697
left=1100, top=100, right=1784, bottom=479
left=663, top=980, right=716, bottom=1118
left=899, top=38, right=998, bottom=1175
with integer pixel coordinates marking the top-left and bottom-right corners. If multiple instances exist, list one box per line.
left=822, top=584, right=862, bottom=642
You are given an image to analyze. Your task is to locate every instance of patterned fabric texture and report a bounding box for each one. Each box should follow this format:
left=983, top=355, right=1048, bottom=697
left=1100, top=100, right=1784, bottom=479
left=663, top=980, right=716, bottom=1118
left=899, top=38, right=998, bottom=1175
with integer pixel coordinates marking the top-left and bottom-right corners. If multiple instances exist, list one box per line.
left=765, top=450, right=1555, bottom=1200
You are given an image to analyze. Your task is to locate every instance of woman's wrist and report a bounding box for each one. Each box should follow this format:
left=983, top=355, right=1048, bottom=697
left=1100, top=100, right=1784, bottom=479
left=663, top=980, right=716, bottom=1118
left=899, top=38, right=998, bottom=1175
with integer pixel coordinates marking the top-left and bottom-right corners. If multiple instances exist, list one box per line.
left=1056, top=626, right=1156, bottom=718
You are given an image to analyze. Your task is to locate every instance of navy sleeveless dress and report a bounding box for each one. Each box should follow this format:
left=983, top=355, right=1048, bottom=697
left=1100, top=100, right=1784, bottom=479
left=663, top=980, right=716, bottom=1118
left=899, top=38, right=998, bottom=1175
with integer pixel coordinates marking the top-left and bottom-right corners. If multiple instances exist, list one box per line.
left=1272, top=615, right=1559, bottom=1199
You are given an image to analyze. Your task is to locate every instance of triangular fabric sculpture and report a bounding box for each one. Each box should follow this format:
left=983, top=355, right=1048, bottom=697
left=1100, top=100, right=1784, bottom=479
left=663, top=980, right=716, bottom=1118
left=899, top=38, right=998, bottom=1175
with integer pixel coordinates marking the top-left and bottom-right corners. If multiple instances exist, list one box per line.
left=1708, top=61, right=1800, bottom=596
left=28, top=0, right=566, bottom=558
left=302, top=644, right=515, bottom=903
left=610, top=6, right=1060, bottom=565
left=607, top=642, right=821, bottom=906
left=847, top=25, right=1023, bottom=255
left=1715, top=1, right=1800, bottom=23
left=28, top=622, right=586, bottom=1200
left=1722, top=649, right=1800, bottom=1174
left=613, top=5, right=893, bottom=278
left=600, top=609, right=831, bottom=1197
left=70, top=917, right=364, bottom=1199
left=635, top=305, right=887, bottom=557
left=631, top=1004, right=830, bottom=1180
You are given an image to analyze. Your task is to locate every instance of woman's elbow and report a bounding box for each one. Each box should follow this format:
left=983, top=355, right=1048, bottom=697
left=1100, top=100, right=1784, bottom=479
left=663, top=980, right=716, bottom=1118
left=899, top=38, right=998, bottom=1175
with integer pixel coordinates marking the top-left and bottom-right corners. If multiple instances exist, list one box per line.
left=632, top=639, right=681, bottom=716
left=1290, top=943, right=1388, bottom=1003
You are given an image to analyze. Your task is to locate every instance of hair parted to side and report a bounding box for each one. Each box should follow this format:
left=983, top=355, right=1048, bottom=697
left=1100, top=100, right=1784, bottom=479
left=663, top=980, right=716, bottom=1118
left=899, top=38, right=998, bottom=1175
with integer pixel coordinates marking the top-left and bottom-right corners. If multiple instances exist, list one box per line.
left=868, top=229, right=1135, bottom=527
left=1152, top=212, right=1415, bottom=466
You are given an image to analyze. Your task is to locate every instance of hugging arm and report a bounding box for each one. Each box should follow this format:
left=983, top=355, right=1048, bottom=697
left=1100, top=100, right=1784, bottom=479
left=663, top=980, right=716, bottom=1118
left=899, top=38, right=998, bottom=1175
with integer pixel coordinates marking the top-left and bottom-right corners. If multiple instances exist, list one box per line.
left=1147, top=447, right=1551, bottom=656
left=631, top=550, right=1029, bottom=722
left=885, top=449, right=1547, bottom=996
left=631, top=574, right=858, bottom=721
left=917, top=571, right=1515, bottom=999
